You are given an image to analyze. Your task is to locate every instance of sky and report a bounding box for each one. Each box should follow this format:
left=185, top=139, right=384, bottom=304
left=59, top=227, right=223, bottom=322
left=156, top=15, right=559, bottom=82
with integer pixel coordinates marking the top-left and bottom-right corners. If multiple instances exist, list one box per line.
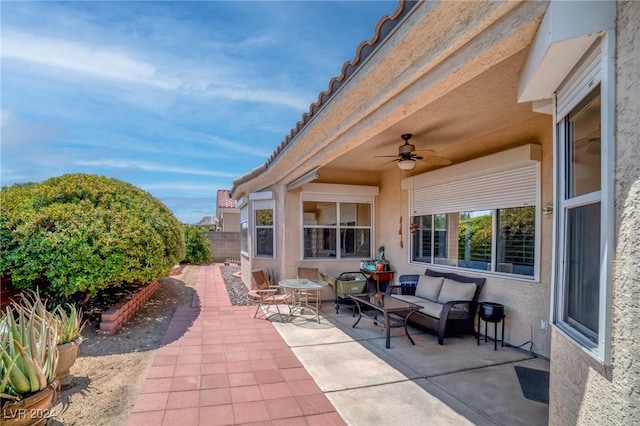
left=1, top=0, right=397, bottom=223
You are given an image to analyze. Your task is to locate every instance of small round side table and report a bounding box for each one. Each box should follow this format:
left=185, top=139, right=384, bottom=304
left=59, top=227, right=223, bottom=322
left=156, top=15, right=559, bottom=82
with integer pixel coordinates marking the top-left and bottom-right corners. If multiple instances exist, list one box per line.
left=477, top=302, right=505, bottom=351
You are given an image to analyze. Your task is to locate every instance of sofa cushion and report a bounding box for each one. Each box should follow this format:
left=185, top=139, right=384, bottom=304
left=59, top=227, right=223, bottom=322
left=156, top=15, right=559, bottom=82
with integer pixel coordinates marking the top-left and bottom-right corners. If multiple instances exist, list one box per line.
left=417, top=300, right=444, bottom=318
left=392, top=295, right=443, bottom=319
left=415, top=275, right=444, bottom=302
left=437, top=278, right=477, bottom=304
left=392, top=294, right=427, bottom=305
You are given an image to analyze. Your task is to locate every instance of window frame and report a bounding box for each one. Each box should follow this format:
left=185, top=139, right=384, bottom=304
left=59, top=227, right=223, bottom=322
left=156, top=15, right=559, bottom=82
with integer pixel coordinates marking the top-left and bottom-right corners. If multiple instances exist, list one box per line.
left=252, top=199, right=275, bottom=258
left=240, top=204, right=249, bottom=256
left=411, top=206, right=537, bottom=278
left=302, top=201, right=372, bottom=260
left=300, top=184, right=378, bottom=261
left=552, top=34, right=614, bottom=364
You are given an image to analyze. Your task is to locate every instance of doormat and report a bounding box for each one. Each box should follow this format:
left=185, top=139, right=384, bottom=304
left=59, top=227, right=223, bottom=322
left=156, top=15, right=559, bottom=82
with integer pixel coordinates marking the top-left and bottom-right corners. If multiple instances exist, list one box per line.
left=515, top=366, right=549, bottom=404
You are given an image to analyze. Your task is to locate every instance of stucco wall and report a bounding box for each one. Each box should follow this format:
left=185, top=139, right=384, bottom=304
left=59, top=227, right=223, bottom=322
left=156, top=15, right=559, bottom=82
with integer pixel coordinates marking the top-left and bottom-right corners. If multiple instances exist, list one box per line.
left=381, top=123, right=552, bottom=358
left=221, top=211, right=240, bottom=232
left=549, top=2, right=640, bottom=424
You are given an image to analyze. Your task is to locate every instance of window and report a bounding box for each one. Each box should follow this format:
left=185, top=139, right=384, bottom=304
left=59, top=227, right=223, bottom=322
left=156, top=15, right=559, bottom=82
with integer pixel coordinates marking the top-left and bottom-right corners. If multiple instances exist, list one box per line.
left=253, top=199, right=274, bottom=258
left=255, top=209, right=273, bottom=257
left=559, top=87, right=602, bottom=342
left=411, top=207, right=535, bottom=276
left=406, top=144, right=540, bottom=279
left=240, top=205, right=248, bottom=255
left=303, top=201, right=371, bottom=259
left=553, top=36, right=613, bottom=363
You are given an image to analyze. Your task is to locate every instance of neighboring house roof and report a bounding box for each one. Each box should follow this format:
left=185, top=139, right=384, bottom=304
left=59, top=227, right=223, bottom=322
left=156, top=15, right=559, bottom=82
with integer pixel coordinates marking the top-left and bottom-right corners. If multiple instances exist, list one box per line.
left=196, top=216, right=218, bottom=226
left=230, top=0, right=417, bottom=197
left=217, top=189, right=237, bottom=209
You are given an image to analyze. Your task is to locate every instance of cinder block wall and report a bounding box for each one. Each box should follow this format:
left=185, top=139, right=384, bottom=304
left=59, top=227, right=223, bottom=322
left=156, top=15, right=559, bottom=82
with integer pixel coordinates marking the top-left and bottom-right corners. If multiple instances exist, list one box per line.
left=207, top=232, right=240, bottom=263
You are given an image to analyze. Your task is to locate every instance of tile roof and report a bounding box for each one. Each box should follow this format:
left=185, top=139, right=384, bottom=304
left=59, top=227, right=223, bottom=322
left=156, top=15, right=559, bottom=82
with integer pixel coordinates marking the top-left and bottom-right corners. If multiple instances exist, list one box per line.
left=231, top=0, right=417, bottom=197
left=217, top=189, right=237, bottom=208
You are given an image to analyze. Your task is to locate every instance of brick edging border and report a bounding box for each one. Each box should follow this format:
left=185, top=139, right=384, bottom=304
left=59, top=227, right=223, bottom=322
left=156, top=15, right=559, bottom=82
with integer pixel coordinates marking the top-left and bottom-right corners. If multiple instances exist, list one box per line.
left=98, top=281, right=159, bottom=336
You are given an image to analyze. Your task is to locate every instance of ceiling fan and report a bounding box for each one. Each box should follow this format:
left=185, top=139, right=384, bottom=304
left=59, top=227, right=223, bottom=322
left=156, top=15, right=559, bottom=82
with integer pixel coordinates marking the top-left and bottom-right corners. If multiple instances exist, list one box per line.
left=377, top=133, right=452, bottom=170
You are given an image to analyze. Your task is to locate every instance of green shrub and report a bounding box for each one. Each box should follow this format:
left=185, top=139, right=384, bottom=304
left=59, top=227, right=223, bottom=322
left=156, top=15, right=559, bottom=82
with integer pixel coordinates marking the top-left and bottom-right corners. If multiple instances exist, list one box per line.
left=182, top=224, right=211, bottom=264
left=0, top=174, right=185, bottom=302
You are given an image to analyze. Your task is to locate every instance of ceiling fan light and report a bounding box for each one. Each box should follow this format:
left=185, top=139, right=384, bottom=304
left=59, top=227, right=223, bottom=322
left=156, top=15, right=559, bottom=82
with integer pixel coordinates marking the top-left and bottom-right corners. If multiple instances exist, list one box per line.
left=398, top=159, right=416, bottom=170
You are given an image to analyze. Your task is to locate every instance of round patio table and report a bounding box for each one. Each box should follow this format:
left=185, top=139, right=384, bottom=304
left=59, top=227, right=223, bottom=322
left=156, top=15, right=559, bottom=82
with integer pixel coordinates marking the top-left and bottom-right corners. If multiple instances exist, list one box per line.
left=279, top=279, right=328, bottom=323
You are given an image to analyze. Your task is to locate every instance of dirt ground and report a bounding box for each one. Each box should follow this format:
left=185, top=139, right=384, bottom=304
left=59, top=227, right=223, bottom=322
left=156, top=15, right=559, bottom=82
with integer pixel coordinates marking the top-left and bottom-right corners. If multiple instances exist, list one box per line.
left=49, top=264, right=200, bottom=426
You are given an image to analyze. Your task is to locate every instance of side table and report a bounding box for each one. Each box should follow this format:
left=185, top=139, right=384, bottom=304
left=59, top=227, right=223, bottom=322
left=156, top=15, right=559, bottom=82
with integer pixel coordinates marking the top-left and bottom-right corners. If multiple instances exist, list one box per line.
left=477, top=302, right=505, bottom=351
left=359, top=269, right=395, bottom=297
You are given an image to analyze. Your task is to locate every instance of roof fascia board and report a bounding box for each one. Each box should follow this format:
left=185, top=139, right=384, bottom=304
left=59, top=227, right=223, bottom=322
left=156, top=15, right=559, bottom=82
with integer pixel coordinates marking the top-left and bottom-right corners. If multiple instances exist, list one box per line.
left=274, top=3, right=421, bottom=164
left=231, top=1, right=417, bottom=198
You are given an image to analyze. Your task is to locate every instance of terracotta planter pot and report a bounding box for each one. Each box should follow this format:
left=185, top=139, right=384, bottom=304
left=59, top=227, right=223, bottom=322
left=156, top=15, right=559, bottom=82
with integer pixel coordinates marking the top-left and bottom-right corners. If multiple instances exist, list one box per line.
left=1, top=378, right=59, bottom=426
left=55, top=337, right=82, bottom=388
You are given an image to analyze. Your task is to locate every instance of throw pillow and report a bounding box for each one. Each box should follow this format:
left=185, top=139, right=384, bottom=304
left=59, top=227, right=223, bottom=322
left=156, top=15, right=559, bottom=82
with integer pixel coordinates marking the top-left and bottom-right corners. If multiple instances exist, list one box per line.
left=415, top=275, right=445, bottom=302
left=437, top=278, right=477, bottom=304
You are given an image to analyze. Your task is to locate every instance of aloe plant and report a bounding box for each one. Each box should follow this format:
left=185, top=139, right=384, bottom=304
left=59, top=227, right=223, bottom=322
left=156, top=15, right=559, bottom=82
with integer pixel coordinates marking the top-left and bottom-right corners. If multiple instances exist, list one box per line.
left=0, top=293, right=59, bottom=400
left=55, top=303, right=86, bottom=345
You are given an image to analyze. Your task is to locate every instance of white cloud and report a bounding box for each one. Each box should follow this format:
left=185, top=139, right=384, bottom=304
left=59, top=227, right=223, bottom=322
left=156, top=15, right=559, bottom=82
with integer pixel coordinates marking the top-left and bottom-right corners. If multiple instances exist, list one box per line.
left=157, top=195, right=217, bottom=224
left=205, top=86, right=308, bottom=111
left=1, top=30, right=309, bottom=110
left=73, top=159, right=238, bottom=178
left=2, top=31, right=178, bottom=89
left=1, top=109, right=17, bottom=127
left=202, top=135, right=272, bottom=159
left=140, top=182, right=222, bottom=192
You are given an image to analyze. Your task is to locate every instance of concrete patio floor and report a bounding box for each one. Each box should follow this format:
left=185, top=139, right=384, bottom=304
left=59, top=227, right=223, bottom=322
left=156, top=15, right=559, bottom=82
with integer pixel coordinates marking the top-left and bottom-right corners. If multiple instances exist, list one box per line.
left=271, top=302, right=549, bottom=426
left=128, top=264, right=549, bottom=425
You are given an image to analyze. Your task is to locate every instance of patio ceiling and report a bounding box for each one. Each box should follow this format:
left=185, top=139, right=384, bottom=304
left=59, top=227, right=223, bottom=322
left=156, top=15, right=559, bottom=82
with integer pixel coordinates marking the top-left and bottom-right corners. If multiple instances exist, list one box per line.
left=322, top=50, right=551, bottom=177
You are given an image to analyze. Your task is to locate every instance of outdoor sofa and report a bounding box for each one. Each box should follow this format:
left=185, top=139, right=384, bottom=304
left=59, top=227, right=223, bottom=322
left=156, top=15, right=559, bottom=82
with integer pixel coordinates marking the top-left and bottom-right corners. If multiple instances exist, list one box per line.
left=389, top=269, right=485, bottom=344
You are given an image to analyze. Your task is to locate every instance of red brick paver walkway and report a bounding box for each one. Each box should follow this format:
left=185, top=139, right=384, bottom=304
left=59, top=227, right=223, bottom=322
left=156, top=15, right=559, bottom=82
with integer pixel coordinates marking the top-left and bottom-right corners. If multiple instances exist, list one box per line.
left=127, top=264, right=345, bottom=426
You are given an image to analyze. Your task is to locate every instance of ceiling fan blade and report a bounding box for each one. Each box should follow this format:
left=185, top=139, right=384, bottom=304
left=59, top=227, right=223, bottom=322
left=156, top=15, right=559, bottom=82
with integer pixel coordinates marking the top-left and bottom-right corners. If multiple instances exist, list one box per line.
left=374, top=155, right=402, bottom=158
left=422, top=155, right=453, bottom=166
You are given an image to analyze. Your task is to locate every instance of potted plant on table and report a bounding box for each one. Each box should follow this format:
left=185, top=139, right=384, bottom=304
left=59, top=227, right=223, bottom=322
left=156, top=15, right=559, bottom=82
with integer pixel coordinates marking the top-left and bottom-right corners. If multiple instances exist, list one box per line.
left=54, top=304, right=85, bottom=388
left=1, top=294, right=59, bottom=426
left=378, top=246, right=390, bottom=271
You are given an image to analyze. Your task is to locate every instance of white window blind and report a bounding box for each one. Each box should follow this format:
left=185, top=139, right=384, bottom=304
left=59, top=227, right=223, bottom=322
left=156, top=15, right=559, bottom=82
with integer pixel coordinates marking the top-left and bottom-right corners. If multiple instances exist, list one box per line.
left=301, top=183, right=378, bottom=204
left=252, top=199, right=274, bottom=211
left=411, top=165, right=538, bottom=215
left=302, top=193, right=374, bottom=203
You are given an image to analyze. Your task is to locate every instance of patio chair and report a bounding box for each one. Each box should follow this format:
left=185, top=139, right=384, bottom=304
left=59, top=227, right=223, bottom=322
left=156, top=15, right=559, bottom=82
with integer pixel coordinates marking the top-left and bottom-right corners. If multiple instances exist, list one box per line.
left=388, top=274, right=420, bottom=296
left=297, top=267, right=321, bottom=308
left=247, top=269, right=291, bottom=319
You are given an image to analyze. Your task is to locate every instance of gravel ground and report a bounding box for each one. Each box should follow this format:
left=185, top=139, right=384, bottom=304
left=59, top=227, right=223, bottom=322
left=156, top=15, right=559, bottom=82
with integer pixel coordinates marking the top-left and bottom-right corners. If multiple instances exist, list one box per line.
left=219, top=265, right=251, bottom=306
